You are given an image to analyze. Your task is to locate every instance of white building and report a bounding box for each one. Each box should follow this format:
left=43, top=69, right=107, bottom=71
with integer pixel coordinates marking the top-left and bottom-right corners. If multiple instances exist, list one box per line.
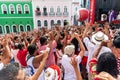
left=72, top=0, right=81, bottom=25
left=32, top=0, right=73, bottom=29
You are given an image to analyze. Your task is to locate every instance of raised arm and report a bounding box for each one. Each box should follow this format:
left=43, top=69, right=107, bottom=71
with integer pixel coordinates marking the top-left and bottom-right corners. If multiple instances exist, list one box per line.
left=82, top=22, right=91, bottom=39
left=93, top=45, right=102, bottom=58
left=33, top=32, right=53, bottom=67
left=95, top=72, right=117, bottom=80
left=21, top=32, right=29, bottom=47
left=70, top=57, right=82, bottom=80
left=74, top=33, right=85, bottom=58
left=93, top=41, right=108, bottom=58
left=30, top=50, right=48, bottom=80
left=2, top=36, right=12, bottom=65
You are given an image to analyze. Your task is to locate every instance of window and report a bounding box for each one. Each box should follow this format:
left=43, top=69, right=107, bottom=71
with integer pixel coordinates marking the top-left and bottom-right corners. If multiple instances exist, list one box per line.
left=24, top=4, right=30, bottom=14
left=49, top=7, right=55, bottom=16
left=44, top=20, right=48, bottom=27
left=64, top=20, right=68, bottom=26
left=9, top=4, right=15, bottom=14
left=0, top=26, right=3, bottom=34
left=19, top=25, right=24, bottom=32
left=13, top=25, right=17, bottom=33
left=64, top=6, right=67, bottom=12
left=5, top=26, right=10, bottom=33
left=50, top=7, right=54, bottom=13
left=1, top=4, right=7, bottom=14
left=63, top=6, right=69, bottom=16
left=56, top=6, right=62, bottom=16
left=43, top=7, right=48, bottom=16
left=17, top=4, right=22, bottom=14
left=57, top=6, right=60, bottom=13
left=35, top=7, right=41, bottom=16
left=51, top=20, right=54, bottom=27
left=83, top=0, right=86, bottom=7
left=26, top=25, right=31, bottom=31
left=76, top=7, right=77, bottom=11
left=57, top=20, right=61, bottom=25
left=37, top=20, right=41, bottom=27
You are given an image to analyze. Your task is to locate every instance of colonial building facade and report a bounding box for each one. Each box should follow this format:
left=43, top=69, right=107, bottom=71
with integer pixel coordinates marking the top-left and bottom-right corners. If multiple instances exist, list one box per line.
left=32, top=0, right=73, bottom=29
left=0, top=0, right=86, bottom=33
left=0, top=0, right=34, bottom=34
left=72, top=0, right=81, bottom=25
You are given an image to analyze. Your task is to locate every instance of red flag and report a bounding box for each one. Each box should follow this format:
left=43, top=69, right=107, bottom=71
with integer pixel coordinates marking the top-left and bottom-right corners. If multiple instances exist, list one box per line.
left=89, top=0, right=96, bottom=24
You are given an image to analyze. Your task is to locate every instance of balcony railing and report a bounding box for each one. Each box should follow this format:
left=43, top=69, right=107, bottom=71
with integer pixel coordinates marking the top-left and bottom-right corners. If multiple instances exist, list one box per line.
left=63, top=12, right=69, bottom=16
left=35, top=11, right=41, bottom=16
left=43, top=12, right=48, bottom=16
left=49, top=12, right=55, bottom=16
left=56, top=12, right=62, bottom=16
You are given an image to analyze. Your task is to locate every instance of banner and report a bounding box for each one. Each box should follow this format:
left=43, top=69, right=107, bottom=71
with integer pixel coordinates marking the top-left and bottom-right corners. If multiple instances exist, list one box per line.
left=89, top=0, right=96, bottom=24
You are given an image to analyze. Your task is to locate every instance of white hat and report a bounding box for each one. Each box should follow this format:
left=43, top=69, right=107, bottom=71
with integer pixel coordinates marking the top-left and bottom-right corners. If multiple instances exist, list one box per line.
left=91, top=31, right=108, bottom=44
left=45, top=65, right=61, bottom=80
left=64, top=45, right=75, bottom=56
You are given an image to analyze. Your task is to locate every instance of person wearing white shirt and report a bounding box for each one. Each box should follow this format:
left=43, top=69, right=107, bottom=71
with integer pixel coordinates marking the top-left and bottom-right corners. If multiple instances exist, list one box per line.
left=117, top=11, right=120, bottom=20
left=26, top=44, right=45, bottom=80
left=11, top=43, right=19, bottom=63
left=61, top=33, right=85, bottom=80
left=83, top=37, right=112, bottom=72
left=82, top=23, right=112, bottom=80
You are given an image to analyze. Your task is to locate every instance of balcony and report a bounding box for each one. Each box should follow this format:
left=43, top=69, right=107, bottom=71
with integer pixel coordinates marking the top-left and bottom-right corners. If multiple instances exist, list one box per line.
left=35, top=10, right=41, bottom=16
left=43, top=12, right=48, bottom=16
left=56, top=12, right=62, bottom=17
left=63, top=12, right=69, bottom=16
left=49, top=12, right=55, bottom=16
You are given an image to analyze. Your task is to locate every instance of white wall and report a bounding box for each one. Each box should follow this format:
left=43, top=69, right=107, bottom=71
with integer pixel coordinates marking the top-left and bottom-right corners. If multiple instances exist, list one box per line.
left=72, top=0, right=81, bottom=25
left=0, top=0, right=31, bottom=1
left=32, top=0, right=72, bottom=29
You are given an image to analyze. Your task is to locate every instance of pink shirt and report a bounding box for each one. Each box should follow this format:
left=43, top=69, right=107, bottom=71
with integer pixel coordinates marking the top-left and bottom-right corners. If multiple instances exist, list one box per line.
left=38, top=40, right=57, bottom=68
left=39, top=45, right=47, bottom=52
left=36, top=41, right=41, bottom=50
left=46, top=40, right=57, bottom=68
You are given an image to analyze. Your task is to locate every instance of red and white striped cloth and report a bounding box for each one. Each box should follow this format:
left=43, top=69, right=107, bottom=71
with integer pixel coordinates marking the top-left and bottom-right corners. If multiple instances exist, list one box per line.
left=117, top=58, right=120, bottom=72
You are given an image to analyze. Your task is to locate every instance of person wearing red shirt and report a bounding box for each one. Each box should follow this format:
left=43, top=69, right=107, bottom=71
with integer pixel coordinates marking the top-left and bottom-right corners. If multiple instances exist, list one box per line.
left=17, top=43, right=28, bottom=67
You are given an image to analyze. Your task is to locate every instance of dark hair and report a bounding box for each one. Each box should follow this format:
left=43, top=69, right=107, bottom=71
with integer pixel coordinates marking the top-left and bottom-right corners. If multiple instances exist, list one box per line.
left=60, top=31, right=65, bottom=39
left=56, top=42, right=63, bottom=50
left=113, top=36, right=120, bottom=48
left=21, top=38, right=24, bottom=42
left=40, top=36, right=47, bottom=45
left=27, top=36, right=31, bottom=43
left=18, top=43, right=24, bottom=50
left=71, top=38, right=78, bottom=54
left=0, top=63, right=19, bottom=80
left=28, top=44, right=37, bottom=55
left=98, top=24, right=104, bottom=28
left=14, top=43, right=18, bottom=49
left=111, top=26, right=116, bottom=30
left=97, top=52, right=119, bottom=78
left=14, top=36, right=18, bottom=41
left=92, top=27, right=95, bottom=32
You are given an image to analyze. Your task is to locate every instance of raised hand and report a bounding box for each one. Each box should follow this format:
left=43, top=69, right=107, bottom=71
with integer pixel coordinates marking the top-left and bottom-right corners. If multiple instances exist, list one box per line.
left=49, top=31, right=54, bottom=41
left=95, top=72, right=116, bottom=80
left=2, top=35, right=8, bottom=47
left=100, top=40, right=110, bottom=47
left=70, top=57, right=78, bottom=68
left=42, top=50, right=49, bottom=60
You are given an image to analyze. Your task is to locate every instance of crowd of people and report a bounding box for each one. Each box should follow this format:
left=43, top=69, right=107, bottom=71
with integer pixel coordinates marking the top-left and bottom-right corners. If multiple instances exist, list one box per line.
left=0, top=22, right=120, bottom=80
